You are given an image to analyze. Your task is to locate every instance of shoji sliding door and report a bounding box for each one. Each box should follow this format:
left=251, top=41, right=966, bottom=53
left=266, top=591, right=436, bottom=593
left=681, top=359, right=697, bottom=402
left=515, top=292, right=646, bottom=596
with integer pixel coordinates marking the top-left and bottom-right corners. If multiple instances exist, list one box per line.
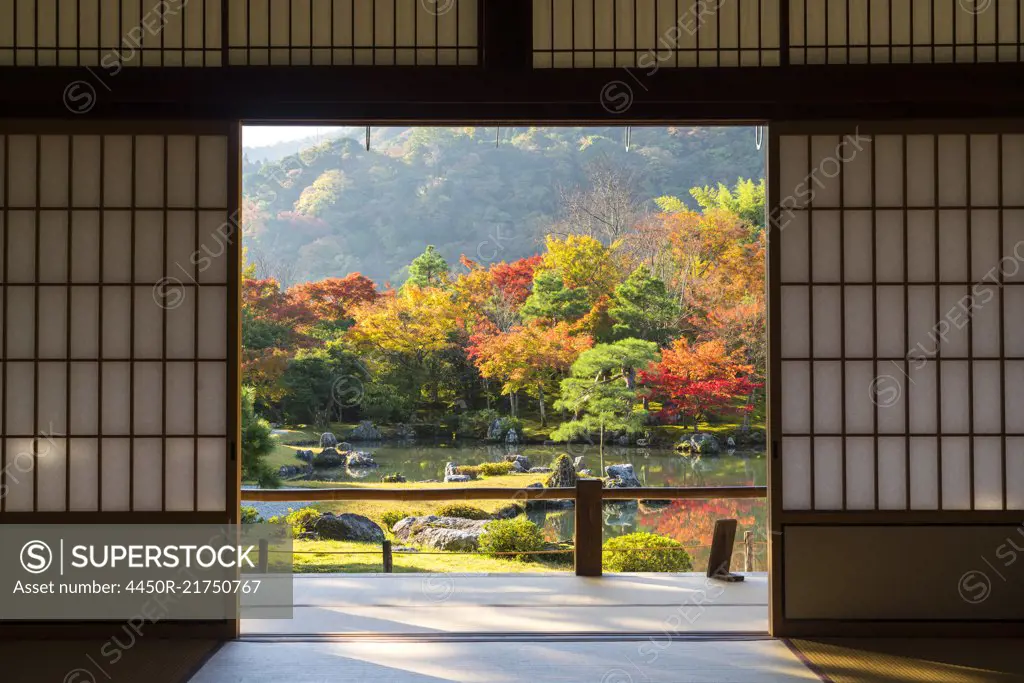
left=0, top=122, right=240, bottom=530
left=769, top=121, right=1024, bottom=636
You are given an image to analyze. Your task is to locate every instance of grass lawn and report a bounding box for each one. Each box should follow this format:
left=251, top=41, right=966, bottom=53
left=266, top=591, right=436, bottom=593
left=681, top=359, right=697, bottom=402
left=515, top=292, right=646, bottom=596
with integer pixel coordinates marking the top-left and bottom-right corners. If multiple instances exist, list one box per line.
left=288, top=538, right=570, bottom=573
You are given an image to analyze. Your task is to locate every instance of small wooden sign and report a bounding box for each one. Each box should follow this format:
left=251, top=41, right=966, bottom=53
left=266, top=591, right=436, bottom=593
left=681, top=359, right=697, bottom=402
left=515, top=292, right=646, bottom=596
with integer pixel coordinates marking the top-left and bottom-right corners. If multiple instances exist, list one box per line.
left=707, top=519, right=744, bottom=582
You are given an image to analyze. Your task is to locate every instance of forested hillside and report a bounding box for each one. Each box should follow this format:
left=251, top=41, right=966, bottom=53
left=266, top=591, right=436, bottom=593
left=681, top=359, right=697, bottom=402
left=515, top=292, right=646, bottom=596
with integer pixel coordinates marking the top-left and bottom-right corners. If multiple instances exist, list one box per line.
left=242, top=126, right=764, bottom=285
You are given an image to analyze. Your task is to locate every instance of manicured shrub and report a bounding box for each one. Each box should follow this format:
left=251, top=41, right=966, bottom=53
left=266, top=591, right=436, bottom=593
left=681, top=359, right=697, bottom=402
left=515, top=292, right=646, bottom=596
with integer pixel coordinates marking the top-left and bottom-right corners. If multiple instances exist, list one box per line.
left=602, top=532, right=693, bottom=573
left=380, top=509, right=415, bottom=530
left=284, top=507, right=322, bottom=534
left=241, top=506, right=264, bottom=524
left=479, top=518, right=545, bottom=561
left=455, top=461, right=514, bottom=478
left=435, top=503, right=491, bottom=520
left=381, top=473, right=407, bottom=483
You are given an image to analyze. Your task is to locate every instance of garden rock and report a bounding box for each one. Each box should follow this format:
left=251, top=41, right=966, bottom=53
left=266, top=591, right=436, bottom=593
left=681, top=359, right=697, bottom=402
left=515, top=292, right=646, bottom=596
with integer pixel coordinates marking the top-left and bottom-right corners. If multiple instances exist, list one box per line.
left=573, top=456, right=585, bottom=471
left=529, top=466, right=552, bottom=473
left=319, top=432, right=338, bottom=448
left=349, top=420, right=383, bottom=441
left=345, top=451, right=379, bottom=468
left=295, top=449, right=315, bottom=463
left=393, top=515, right=488, bottom=551
left=277, top=464, right=311, bottom=478
left=312, top=448, right=345, bottom=468
left=504, top=454, right=531, bottom=472
left=382, top=473, right=406, bottom=483
left=545, top=455, right=577, bottom=488
left=487, top=419, right=504, bottom=441
left=444, top=474, right=472, bottom=483
left=676, top=432, right=720, bottom=454
left=393, top=423, right=417, bottom=440
left=312, top=513, right=385, bottom=543
left=726, top=436, right=736, bottom=448
left=505, top=427, right=520, bottom=444
left=605, top=463, right=642, bottom=488
left=617, top=434, right=631, bottom=446
left=444, top=462, right=460, bottom=478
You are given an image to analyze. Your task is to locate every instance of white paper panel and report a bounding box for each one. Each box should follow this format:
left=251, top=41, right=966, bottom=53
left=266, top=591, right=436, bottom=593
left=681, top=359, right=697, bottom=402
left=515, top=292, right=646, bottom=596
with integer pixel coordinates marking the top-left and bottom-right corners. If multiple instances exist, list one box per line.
left=813, top=286, right=842, bottom=356
left=166, top=438, right=195, bottom=511
left=197, top=212, right=229, bottom=284
left=878, top=437, right=907, bottom=509
left=941, top=436, right=971, bottom=510
left=876, top=211, right=903, bottom=281
left=197, top=362, right=226, bottom=434
left=102, top=137, right=133, bottom=208
left=939, top=361, right=970, bottom=433
left=875, top=286, right=905, bottom=357
left=875, top=135, right=904, bottom=207
left=906, top=136, right=935, bottom=206
left=813, top=362, right=842, bottom=433
left=39, top=135, right=69, bottom=207
left=69, top=286, right=99, bottom=358
left=5, top=363, right=34, bottom=434
left=198, top=136, right=228, bottom=208
left=72, top=136, right=102, bottom=207
left=845, top=361, right=875, bottom=433
left=908, top=360, right=937, bottom=433
left=813, top=437, right=843, bottom=509
left=781, top=286, right=809, bottom=357
left=909, top=437, right=939, bottom=509
left=973, top=436, right=1003, bottom=510
left=907, top=211, right=936, bottom=281
left=842, top=211, right=872, bottom=282
left=811, top=212, right=841, bottom=282
left=4, top=438, right=35, bottom=511
left=166, top=362, right=195, bottom=434
left=39, top=212, right=68, bottom=282
left=197, top=438, right=226, bottom=511
left=70, top=211, right=100, bottom=281
left=167, top=136, right=197, bottom=208
left=938, top=211, right=968, bottom=280
left=780, top=212, right=809, bottom=282
left=809, top=137, right=842, bottom=207
left=102, top=211, right=132, bottom=283
left=937, top=285, right=969, bottom=357
left=101, top=362, right=130, bottom=435
left=971, top=285, right=1000, bottom=357
left=907, top=286, right=937, bottom=357
left=165, top=286, right=196, bottom=359
left=102, top=286, right=131, bottom=358
left=8, top=136, right=37, bottom=206
left=779, top=136, right=809, bottom=209
left=782, top=436, right=812, bottom=510
left=69, top=438, right=99, bottom=511
left=843, top=286, right=873, bottom=358
left=135, top=136, right=164, bottom=208
left=38, top=286, right=67, bottom=359
left=937, top=136, right=968, bottom=206
left=1008, top=437, right=1024, bottom=509
left=1006, top=362, right=1024, bottom=432
left=6, top=286, right=34, bottom=359
left=101, top=438, right=130, bottom=511
left=167, top=211, right=196, bottom=284
left=971, top=210, right=1000, bottom=280
left=876, top=361, right=907, bottom=434
left=7, top=211, right=36, bottom=282
left=198, top=286, right=227, bottom=358
left=69, top=362, right=98, bottom=434
left=972, top=361, right=1002, bottom=434
left=135, top=211, right=164, bottom=283
left=38, top=362, right=66, bottom=433
left=782, top=361, right=811, bottom=434
left=842, top=136, right=873, bottom=207
left=36, top=437, right=66, bottom=511
left=132, top=438, right=163, bottom=511
left=133, top=362, right=163, bottom=435
left=845, top=437, right=875, bottom=509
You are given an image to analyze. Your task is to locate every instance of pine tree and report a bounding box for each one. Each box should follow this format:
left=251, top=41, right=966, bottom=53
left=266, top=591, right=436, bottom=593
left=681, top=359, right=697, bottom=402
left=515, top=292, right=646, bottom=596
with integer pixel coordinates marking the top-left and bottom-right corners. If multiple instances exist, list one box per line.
left=608, top=266, right=680, bottom=344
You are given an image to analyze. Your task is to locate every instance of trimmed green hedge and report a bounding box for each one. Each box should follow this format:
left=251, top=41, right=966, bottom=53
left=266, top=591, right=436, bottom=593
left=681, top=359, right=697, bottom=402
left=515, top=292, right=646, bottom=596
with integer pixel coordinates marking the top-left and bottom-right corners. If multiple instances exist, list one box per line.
left=602, top=532, right=693, bottom=572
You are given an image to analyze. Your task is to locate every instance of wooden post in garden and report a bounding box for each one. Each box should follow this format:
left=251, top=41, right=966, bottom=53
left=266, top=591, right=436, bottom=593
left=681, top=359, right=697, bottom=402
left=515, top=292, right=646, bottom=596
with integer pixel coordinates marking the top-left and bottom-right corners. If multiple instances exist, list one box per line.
left=575, top=479, right=603, bottom=577
left=258, top=539, right=269, bottom=573
left=743, top=531, right=754, bottom=572
left=383, top=539, right=393, bottom=573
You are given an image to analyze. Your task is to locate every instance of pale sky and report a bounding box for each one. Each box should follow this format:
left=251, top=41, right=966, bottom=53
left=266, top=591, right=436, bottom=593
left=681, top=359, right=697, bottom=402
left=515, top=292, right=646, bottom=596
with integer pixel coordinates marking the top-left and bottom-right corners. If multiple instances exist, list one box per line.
left=242, top=126, right=344, bottom=148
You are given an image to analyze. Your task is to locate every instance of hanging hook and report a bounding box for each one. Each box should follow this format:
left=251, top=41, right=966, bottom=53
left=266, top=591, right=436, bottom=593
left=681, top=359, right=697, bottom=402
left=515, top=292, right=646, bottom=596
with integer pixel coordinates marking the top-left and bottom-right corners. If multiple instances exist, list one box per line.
left=754, top=125, right=764, bottom=151
left=365, top=126, right=371, bottom=151
left=624, top=126, right=631, bottom=152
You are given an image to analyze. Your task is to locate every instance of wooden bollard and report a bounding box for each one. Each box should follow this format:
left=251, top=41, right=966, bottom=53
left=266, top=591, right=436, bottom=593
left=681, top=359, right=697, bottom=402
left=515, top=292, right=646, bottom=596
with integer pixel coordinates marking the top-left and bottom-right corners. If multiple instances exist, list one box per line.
left=383, top=539, right=393, bottom=573
left=743, top=531, right=754, bottom=572
left=574, top=479, right=603, bottom=577
left=258, top=539, right=269, bottom=573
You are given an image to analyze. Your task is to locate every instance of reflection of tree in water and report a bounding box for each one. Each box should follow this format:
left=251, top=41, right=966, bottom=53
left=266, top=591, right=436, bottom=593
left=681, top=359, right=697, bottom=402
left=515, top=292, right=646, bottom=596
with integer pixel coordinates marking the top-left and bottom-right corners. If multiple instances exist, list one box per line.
left=547, top=509, right=575, bottom=542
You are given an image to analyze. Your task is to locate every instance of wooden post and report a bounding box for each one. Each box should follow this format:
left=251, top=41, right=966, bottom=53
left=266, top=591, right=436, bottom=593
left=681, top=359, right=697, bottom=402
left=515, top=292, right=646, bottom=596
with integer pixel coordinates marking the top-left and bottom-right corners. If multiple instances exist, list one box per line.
left=383, top=539, right=393, bottom=573
left=744, top=531, right=754, bottom=572
left=574, top=479, right=603, bottom=577
left=258, top=539, right=269, bottom=573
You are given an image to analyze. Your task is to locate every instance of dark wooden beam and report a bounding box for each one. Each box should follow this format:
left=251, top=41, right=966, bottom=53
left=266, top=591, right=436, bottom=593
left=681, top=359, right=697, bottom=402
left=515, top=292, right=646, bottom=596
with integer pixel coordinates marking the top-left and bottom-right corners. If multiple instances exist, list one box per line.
left=3, top=63, right=1024, bottom=122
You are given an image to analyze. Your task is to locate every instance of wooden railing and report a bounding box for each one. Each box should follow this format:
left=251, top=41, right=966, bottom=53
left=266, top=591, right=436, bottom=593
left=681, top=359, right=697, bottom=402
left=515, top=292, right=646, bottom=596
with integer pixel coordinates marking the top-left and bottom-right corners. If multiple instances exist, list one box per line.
left=243, top=481, right=768, bottom=576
